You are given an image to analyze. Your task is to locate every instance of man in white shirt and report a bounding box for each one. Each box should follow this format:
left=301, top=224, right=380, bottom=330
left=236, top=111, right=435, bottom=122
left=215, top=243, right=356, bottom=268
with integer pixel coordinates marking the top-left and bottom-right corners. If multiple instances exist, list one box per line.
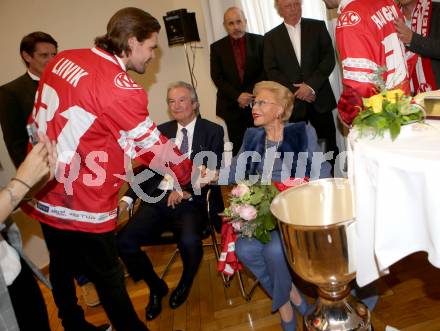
left=117, top=81, right=224, bottom=321
left=264, top=0, right=338, bottom=164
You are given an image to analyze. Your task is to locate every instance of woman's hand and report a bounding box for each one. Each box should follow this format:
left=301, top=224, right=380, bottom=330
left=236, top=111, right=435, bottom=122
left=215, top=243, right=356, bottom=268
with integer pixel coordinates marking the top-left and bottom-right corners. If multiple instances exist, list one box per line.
left=41, top=132, right=58, bottom=181
left=15, top=133, right=57, bottom=188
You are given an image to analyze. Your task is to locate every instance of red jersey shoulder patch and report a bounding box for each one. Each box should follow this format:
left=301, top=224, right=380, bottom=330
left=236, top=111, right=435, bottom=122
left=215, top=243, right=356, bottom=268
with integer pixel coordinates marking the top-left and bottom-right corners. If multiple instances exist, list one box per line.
left=114, top=72, right=142, bottom=90
left=337, top=11, right=361, bottom=28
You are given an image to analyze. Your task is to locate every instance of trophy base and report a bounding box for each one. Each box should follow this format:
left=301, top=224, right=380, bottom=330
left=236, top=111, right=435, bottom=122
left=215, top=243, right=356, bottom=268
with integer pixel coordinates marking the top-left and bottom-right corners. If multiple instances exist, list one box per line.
left=305, top=295, right=371, bottom=331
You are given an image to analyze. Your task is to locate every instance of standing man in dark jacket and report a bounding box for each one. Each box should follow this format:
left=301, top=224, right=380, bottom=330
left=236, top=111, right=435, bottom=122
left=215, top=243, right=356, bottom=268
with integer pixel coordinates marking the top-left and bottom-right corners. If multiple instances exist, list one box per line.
left=210, top=7, right=264, bottom=155
left=264, top=0, right=338, bottom=160
left=394, top=0, right=440, bottom=93
left=0, top=32, right=57, bottom=168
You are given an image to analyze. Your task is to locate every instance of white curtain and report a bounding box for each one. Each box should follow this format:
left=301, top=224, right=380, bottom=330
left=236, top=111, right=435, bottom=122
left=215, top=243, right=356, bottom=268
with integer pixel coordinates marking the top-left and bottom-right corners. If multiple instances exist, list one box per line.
left=201, top=0, right=242, bottom=46
left=240, top=1, right=282, bottom=35
left=201, top=0, right=328, bottom=43
left=241, top=0, right=327, bottom=34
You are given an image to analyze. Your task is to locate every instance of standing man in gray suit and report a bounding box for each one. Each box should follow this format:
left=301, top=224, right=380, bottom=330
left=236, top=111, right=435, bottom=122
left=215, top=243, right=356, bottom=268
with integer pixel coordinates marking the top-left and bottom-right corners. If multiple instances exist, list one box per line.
left=264, top=0, right=338, bottom=161
left=0, top=32, right=57, bottom=168
left=210, top=7, right=264, bottom=155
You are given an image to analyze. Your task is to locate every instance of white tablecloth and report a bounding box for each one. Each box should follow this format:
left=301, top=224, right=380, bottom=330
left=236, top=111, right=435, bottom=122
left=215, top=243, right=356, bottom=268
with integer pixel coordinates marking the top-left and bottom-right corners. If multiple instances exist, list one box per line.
left=348, top=121, right=440, bottom=286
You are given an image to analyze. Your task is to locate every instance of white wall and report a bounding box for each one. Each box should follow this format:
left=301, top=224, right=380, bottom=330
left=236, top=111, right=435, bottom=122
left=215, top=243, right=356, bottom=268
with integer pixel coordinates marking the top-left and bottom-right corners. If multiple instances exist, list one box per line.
left=0, top=0, right=223, bottom=268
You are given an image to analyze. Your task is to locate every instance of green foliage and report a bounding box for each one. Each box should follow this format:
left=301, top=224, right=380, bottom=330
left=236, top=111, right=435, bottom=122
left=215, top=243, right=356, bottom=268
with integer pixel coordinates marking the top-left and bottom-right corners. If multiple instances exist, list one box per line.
left=352, top=69, right=425, bottom=140
left=224, top=182, right=279, bottom=243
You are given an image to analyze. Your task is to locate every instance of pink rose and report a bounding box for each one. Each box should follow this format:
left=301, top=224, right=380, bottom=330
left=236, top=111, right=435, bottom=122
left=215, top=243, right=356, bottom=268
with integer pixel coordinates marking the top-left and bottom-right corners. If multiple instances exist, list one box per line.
left=231, top=183, right=250, bottom=198
left=231, top=204, right=242, bottom=216
left=239, top=204, right=257, bottom=221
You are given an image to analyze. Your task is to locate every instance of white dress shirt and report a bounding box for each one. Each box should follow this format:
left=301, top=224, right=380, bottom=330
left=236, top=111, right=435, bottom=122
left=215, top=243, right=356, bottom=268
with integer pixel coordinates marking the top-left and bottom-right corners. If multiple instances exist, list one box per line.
left=158, top=117, right=196, bottom=191
left=284, top=19, right=316, bottom=95
left=285, top=20, right=302, bottom=66
left=27, top=70, right=39, bottom=81
left=121, top=117, right=197, bottom=208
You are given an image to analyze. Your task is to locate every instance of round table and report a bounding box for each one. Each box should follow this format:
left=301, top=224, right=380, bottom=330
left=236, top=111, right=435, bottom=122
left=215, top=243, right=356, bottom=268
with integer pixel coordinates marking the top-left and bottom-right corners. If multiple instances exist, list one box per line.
left=348, top=120, right=440, bottom=286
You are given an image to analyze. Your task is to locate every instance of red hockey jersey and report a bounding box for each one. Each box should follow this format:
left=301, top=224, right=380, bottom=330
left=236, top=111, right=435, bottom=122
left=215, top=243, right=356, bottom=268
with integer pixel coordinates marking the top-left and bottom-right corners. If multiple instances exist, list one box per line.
left=336, top=0, right=411, bottom=125
left=23, top=47, right=192, bottom=233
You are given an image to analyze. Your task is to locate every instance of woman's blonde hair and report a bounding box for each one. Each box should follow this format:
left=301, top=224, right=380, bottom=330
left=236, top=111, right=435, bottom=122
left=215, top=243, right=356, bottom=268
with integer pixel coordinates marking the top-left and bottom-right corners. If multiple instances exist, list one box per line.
left=253, top=81, right=294, bottom=122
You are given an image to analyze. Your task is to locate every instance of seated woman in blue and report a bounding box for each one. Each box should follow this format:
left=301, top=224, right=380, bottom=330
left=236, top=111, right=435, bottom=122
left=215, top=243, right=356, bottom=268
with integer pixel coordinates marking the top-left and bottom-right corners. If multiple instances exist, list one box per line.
left=227, top=81, right=331, bottom=331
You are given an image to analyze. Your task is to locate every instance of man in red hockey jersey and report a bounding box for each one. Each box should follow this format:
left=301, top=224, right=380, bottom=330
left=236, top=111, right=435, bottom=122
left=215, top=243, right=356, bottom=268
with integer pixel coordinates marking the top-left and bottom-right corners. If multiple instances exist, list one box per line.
left=322, top=0, right=412, bottom=125
left=23, top=7, right=192, bottom=331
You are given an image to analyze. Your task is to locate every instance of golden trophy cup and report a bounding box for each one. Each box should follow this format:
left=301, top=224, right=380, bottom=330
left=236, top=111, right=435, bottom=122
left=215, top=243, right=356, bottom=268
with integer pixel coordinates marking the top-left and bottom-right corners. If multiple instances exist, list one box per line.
left=270, top=178, right=371, bottom=330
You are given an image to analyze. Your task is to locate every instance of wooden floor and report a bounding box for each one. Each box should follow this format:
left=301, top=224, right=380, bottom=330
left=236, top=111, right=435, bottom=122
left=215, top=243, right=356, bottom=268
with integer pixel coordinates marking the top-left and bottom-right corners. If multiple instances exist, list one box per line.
left=39, top=242, right=440, bottom=331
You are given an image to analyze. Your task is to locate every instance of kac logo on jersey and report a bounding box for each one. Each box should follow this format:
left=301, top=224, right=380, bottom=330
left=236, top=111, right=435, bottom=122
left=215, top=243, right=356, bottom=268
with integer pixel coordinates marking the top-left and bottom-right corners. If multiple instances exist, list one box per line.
left=337, top=11, right=361, bottom=28
left=114, top=72, right=142, bottom=90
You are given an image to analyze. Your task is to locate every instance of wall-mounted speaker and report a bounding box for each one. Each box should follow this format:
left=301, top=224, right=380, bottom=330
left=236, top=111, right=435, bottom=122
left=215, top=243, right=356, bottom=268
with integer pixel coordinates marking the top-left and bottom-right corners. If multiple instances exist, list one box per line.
left=163, top=9, right=200, bottom=46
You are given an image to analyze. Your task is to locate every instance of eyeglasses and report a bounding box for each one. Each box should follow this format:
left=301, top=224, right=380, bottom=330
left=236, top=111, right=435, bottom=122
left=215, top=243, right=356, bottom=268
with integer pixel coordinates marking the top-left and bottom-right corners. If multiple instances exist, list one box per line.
left=250, top=99, right=281, bottom=108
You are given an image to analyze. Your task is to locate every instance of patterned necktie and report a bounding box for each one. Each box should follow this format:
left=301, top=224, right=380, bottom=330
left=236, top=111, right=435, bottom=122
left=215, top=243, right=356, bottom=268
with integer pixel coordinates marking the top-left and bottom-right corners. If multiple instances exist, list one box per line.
left=180, top=127, right=189, bottom=155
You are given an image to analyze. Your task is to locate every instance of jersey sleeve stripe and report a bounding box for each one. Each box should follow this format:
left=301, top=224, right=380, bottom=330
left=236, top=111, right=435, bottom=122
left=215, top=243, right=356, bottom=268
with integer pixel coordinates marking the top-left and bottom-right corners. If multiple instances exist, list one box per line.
left=118, top=118, right=161, bottom=158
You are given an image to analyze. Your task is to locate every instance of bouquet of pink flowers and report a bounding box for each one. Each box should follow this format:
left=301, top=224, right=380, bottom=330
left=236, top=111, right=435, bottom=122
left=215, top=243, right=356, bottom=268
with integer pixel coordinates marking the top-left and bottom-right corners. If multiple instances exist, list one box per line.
left=223, top=182, right=279, bottom=243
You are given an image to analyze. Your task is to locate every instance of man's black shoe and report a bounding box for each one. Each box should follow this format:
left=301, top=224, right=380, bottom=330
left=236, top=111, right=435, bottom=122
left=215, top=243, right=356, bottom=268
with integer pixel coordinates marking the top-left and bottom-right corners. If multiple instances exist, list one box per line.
left=169, top=282, right=192, bottom=309
left=145, top=280, right=168, bottom=321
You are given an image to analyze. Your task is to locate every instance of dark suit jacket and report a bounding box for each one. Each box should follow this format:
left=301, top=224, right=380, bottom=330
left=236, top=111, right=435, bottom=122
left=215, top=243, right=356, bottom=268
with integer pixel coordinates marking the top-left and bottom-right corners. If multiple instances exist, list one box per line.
left=264, top=19, right=337, bottom=120
left=0, top=73, right=38, bottom=167
left=210, top=32, right=264, bottom=120
left=408, top=2, right=440, bottom=89
left=125, top=117, right=225, bottom=218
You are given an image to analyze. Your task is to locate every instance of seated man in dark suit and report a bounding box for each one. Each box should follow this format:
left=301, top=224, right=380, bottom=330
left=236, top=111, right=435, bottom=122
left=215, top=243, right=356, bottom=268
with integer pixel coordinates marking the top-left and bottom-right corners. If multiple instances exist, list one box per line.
left=117, top=81, right=224, bottom=320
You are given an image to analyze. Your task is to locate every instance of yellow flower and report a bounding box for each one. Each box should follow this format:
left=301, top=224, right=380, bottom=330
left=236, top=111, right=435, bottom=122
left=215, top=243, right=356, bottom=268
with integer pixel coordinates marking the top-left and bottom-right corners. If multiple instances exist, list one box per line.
left=364, top=94, right=384, bottom=113
left=385, top=89, right=404, bottom=104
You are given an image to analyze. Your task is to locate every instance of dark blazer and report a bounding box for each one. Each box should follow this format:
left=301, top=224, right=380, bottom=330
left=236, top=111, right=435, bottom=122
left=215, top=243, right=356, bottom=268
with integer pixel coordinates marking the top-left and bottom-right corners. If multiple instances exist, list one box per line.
left=126, top=117, right=225, bottom=218
left=408, top=2, right=440, bottom=89
left=264, top=19, right=337, bottom=120
left=210, top=32, right=264, bottom=120
left=0, top=73, right=38, bottom=167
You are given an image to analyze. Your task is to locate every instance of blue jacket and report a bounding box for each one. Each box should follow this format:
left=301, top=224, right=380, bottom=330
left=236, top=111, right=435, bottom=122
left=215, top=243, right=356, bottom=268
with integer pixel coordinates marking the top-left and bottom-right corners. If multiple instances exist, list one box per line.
left=223, top=122, right=331, bottom=183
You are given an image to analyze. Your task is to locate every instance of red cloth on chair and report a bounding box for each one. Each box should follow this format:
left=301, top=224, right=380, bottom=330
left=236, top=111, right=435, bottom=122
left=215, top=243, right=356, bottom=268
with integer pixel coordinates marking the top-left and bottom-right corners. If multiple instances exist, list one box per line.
left=217, top=178, right=309, bottom=275
left=273, top=177, right=309, bottom=192
left=217, top=217, right=243, bottom=276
